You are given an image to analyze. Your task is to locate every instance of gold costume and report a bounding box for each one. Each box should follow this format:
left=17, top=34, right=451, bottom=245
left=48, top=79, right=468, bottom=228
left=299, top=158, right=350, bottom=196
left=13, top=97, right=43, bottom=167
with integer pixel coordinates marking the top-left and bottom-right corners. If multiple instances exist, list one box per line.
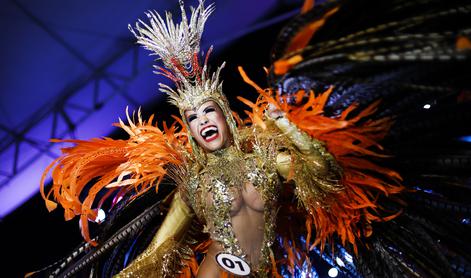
left=40, top=1, right=403, bottom=277
left=116, top=119, right=342, bottom=277
left=34, top=0, right=471, bottom=277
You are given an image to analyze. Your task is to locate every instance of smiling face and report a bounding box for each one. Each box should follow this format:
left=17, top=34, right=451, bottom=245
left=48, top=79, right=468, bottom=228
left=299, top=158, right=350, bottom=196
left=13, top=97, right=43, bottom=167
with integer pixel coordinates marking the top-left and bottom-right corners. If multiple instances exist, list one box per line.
left=184, top=100, right=232, bottom=152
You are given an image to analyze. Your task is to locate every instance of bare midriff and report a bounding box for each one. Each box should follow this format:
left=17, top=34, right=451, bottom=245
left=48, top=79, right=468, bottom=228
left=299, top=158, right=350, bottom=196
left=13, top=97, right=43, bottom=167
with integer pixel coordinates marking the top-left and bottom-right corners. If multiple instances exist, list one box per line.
left=197, top=181, right=265, bottom=277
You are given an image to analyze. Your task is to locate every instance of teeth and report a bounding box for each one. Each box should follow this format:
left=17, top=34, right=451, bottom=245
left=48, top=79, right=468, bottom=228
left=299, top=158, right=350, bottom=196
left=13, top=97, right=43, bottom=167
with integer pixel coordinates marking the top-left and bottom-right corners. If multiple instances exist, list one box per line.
left=201, top=126, right=218, bottom=137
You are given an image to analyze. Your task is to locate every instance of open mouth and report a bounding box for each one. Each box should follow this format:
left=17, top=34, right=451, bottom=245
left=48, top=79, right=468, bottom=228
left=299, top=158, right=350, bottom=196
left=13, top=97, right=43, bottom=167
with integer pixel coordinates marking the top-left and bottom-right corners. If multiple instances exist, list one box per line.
left=200, top=125, right=219, bottom=142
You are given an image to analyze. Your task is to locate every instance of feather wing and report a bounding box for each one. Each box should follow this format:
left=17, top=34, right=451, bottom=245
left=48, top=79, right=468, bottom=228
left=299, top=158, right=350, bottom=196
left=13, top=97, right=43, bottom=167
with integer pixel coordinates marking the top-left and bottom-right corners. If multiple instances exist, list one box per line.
left=40, top=109, right=190, bottom=244
left=240, top=0, right=471, bottom=275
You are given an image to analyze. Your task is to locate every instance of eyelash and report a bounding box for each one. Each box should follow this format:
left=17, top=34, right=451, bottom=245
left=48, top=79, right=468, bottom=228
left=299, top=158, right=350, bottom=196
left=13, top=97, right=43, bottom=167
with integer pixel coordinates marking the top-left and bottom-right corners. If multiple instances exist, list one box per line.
left=187, top=107, right=215, bottom=122
left=187, top=115, right=197, bottom=122
left=204, top=107, right=215, bottom=113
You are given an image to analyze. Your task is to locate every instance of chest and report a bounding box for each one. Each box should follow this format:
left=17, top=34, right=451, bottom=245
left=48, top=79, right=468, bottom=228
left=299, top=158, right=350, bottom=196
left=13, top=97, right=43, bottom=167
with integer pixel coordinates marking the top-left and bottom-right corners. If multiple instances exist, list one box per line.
left=203, top=180, right=264, bottom=216
left=187, top=151, right=279, bottom=222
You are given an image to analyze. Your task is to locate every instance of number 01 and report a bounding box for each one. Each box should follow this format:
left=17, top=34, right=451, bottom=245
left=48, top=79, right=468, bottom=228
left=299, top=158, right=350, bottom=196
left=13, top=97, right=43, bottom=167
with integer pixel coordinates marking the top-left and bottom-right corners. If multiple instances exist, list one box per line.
left=216, top=253, right=251, bottom=276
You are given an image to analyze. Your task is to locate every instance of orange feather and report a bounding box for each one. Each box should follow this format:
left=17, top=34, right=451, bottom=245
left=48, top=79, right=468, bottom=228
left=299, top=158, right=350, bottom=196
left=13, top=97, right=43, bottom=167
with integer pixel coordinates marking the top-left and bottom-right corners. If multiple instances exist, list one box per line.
left=239, top=69, right=404, bottom=256
left=40, top=112, right=188, bottom=243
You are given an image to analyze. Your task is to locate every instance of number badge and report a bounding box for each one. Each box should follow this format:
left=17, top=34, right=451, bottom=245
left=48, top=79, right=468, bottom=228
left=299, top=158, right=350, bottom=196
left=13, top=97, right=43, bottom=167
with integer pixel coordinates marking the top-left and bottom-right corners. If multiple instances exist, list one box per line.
left=215, top=253, right=251, bottom=276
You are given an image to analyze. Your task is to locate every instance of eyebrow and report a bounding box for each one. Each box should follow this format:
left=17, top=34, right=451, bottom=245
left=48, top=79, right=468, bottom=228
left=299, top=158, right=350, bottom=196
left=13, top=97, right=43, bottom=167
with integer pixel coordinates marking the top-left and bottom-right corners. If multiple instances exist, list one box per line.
left=185, top=111, right=196, bottom=119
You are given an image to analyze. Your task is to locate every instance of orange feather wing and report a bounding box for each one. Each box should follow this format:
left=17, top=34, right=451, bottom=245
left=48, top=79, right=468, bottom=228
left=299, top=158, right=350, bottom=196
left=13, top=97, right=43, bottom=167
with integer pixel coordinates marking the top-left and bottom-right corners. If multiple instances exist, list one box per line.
left=40, top=110, right=189, bottom=244
left=239, top=67, right=403, bottom=255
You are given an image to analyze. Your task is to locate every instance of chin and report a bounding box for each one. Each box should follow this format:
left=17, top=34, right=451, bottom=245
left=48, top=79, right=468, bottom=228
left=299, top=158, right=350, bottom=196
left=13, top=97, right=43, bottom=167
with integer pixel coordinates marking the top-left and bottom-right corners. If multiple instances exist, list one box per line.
left=205, top=144, right=224, bottom=152
left=202, top=138, right=227, bottom=152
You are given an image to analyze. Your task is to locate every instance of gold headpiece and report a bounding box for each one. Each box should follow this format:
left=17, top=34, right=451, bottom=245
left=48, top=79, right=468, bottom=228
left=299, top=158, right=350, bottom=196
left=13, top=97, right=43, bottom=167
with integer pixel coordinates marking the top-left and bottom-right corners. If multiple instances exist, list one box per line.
left=129, top=0, right=224, bottom=110
left=129, top=0, right=240, bottom=155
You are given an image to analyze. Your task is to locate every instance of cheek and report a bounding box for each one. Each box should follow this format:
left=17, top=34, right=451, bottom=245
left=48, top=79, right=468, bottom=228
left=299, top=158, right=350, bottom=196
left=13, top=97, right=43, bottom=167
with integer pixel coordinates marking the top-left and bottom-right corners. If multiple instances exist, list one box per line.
left=212, top=112, right=226, bottom=127
left=188, top=121, right=199, bottom=138
left=218, top=116, right=229, bottom=134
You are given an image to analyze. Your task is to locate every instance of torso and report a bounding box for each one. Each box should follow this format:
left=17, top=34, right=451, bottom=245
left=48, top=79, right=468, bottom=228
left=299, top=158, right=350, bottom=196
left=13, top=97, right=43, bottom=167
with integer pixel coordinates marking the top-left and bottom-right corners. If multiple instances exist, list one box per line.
left=198, top=182, right=265, bottom=277
left=186, top=143, right=280, bottom=277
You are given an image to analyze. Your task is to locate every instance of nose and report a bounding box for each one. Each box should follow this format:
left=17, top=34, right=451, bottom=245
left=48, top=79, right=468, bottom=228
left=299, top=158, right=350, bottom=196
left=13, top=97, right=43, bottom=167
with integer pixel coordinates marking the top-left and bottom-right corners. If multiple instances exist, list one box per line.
left=199, top=115, right=209, bottom=125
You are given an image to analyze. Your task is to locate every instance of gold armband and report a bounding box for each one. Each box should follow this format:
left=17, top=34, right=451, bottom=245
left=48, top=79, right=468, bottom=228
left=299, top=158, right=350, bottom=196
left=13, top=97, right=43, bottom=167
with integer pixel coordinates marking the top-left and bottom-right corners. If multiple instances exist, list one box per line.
left=152, top=192, right=193, bottom=247
left=274, top=117, right=314, bottom=154
left=276, top=152, right=291, bottom=180
left=115, top=192, right=194, bottom=278
left=274, top=116, right=338, bottom=177
left=273, top=116, right=343, bottom=209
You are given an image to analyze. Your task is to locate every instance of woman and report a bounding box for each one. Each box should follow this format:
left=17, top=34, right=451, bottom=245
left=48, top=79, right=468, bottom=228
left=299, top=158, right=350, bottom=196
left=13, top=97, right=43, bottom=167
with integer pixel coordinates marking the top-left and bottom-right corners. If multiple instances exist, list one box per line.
left=39, top=2, right=389, bottom=276
left=114, top=94, right=341, bottom=277
left=38, top=0, right=471, bottom=277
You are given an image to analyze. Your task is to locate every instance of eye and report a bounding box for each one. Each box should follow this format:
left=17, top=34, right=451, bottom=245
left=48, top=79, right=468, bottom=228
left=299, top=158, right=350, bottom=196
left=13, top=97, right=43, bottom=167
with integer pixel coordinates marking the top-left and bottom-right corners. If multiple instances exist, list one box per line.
left=204, top=107, right=216, bottom=113
left=187, top=114, right=197, bottom=123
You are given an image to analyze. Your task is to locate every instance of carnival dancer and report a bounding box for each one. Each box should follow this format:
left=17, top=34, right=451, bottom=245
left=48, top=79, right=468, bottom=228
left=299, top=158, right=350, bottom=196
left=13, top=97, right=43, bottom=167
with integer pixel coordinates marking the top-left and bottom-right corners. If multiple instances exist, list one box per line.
left=34, top=0, right=471, bottom=277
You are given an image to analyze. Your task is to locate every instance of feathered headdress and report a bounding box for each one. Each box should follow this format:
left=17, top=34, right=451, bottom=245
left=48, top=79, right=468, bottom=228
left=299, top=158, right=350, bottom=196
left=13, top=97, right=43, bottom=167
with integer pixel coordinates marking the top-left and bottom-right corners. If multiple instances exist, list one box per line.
left=129, top=0, right=240, bottom=153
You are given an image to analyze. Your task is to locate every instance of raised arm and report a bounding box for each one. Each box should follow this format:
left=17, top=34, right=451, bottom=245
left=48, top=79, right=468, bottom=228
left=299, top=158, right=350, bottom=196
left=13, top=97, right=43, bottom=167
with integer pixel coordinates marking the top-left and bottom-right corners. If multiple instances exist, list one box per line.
left=267, top=105, right=341, bottom=181
left=262, top=106, right=344, bottom=219
left=275, top=116, right=332, bottom=179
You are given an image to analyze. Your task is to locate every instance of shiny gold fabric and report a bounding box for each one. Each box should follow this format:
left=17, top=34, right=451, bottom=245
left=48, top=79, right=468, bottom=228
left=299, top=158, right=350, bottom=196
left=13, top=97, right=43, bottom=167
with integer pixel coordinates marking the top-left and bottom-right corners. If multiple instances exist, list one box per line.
left=272, top=116, right=343, bottom=210
left=116, top=119, right=341, bottom=277
left=115, top=192, right=194, bottom=278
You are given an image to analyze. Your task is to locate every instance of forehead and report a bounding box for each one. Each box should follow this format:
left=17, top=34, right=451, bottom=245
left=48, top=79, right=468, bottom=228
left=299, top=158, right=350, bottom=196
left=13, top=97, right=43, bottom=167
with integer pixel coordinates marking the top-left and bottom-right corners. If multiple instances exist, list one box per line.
left=185, top=100, right=220, bottom=113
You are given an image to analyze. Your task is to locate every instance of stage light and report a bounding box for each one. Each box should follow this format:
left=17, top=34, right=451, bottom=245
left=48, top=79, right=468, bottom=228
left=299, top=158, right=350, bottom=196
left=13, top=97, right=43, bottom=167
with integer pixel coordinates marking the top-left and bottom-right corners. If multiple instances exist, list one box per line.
left=336, top=257, right=345, bottom=267
left=96, top=209, right=106, bottom=223
left=423, top=104, right=431, bottom=109
left=328, top=267, right=339, bottom=277
left=459, top=135, right=471, bottom=143
left=344, top=252, right=353, bottom=263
